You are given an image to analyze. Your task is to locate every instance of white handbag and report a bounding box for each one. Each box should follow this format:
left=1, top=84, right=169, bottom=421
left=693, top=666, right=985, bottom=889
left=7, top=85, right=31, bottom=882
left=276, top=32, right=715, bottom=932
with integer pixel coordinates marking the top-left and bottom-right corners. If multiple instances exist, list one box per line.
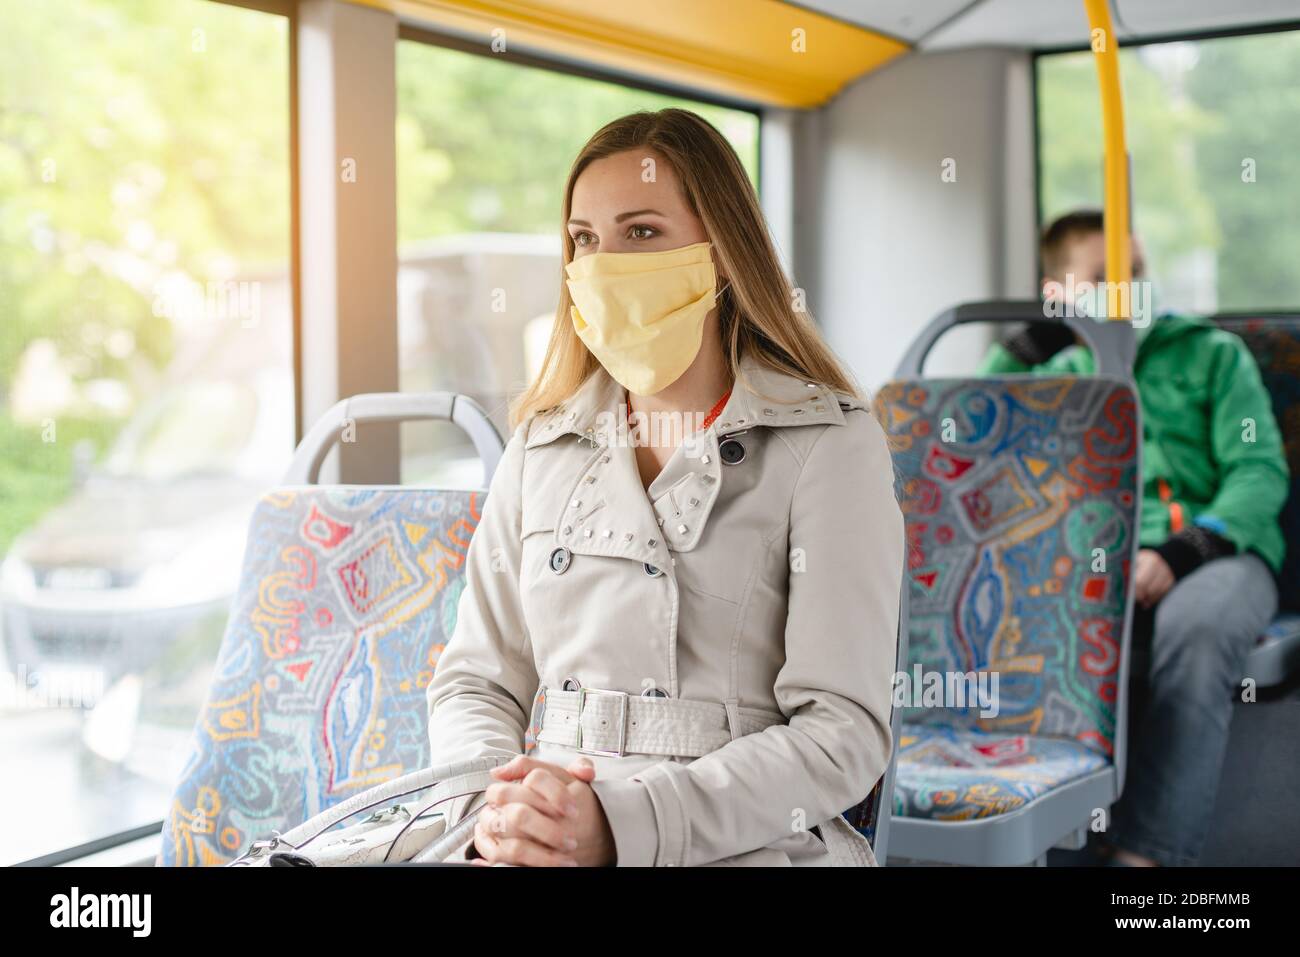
left=227, top=755, right=508, bottom=867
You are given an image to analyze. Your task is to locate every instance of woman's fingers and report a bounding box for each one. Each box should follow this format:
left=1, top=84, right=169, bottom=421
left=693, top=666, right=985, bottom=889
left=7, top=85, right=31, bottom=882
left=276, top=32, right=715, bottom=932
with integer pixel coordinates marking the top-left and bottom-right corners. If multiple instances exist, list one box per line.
left=491, top=836, right=579, bottom=867
left=486, top=770, right=574, bottom=819
left=472, top=813, right=500, bottom=861
left=491, top=801, right=578, bottom=852
left=522, top=767, right=579, bottom=818
left=481, top=791, right=575, bottom=850
left=475, top=807, right=577, bottom=866
left=485, top=780, right=567, bottom=819
left=491, top=755, right=555, bottom=781
left=492, top=755, right=575, bottom=785
left=565, top=756, right=596, bottom=782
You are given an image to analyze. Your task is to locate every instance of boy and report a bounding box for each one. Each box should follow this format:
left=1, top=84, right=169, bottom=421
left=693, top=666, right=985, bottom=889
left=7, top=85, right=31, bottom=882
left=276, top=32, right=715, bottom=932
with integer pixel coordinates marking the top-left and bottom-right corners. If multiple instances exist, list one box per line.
left=980, top=209, right=1288, bottom=866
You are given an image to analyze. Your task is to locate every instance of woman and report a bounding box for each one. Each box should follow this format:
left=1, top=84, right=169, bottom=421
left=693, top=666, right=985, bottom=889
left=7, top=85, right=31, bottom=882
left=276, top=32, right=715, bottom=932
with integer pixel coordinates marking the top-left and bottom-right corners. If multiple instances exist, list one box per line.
left=425, top=108, right=904, bottom=867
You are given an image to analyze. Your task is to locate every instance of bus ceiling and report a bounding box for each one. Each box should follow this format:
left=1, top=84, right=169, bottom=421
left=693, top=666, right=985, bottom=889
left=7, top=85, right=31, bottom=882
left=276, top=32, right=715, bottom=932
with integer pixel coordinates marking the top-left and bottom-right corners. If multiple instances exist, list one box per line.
left=353, top=0, right=1300, bottom=108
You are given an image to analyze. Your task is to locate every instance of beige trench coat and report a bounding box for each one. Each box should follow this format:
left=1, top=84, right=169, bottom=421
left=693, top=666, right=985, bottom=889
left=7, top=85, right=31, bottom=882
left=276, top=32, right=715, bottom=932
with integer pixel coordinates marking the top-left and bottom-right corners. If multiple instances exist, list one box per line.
left=425, top=351, right=905, bottom=866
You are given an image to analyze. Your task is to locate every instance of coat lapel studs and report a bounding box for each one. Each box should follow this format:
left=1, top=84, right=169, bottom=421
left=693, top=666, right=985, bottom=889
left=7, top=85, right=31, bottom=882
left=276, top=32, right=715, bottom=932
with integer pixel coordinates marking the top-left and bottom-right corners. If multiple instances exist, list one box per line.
left=528, top=353, right=869, bottom=565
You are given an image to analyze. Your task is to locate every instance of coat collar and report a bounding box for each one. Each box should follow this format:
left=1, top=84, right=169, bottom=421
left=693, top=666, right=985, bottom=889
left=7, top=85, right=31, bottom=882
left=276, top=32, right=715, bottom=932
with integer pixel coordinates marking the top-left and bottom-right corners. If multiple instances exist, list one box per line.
left=523, top=353, right=866, bottom=564
left=525, top=351, right=861, bottom=451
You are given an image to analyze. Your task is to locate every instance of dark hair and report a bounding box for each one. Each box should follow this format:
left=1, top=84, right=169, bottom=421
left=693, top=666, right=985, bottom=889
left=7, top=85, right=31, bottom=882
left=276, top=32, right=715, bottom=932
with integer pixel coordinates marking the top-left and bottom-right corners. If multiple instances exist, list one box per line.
left=1040, top=208, right=1104, bottom=277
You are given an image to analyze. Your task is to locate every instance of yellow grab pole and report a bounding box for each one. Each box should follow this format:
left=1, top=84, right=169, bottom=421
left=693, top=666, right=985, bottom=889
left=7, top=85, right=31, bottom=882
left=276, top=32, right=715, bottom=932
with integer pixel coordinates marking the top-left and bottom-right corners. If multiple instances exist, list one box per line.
left=1084, top=0, right=1131, bottom=320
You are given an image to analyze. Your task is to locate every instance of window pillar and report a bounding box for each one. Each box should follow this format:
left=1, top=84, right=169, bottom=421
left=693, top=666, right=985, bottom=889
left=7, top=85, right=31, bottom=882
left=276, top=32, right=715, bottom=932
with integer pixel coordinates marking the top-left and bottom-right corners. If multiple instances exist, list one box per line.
left=296, top=0, right=399, bottom=483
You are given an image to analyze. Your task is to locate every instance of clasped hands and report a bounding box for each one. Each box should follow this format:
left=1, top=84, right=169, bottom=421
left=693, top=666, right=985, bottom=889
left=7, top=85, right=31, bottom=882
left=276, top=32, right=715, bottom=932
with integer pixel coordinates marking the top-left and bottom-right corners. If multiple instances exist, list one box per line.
left=470, top=755, right=616, bottom=867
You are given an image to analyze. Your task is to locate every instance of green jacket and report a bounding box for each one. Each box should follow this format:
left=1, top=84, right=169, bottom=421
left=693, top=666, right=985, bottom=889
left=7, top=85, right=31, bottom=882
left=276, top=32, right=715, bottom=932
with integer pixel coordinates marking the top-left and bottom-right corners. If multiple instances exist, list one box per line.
left=978, top=313, right=1289, bottom=574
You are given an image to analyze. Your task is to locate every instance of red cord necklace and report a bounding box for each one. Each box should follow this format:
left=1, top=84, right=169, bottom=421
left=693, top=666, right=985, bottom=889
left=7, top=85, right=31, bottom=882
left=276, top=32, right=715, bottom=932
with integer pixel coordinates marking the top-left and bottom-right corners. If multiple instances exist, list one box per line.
left=623, top=386, right=732, bottom=432
left=700, top=387, right=732, bottom=431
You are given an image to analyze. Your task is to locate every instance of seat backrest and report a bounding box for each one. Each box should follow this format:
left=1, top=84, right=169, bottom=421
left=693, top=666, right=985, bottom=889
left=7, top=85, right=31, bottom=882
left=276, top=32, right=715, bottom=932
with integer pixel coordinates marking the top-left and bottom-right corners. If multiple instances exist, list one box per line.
left=160, top=393, right=504, bottom=866
left=160, top=486, right=483, bottom=865
left=1212, top=315, right=1300, bottom=613
left=877, top=302, right=1141, bottom=769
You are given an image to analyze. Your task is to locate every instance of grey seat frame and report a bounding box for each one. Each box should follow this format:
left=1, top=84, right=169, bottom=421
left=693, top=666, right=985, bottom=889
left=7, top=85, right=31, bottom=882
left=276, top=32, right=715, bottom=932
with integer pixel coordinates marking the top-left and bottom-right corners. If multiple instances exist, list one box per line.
left=1245, top=616, right=1300, bottom=687
left=870, top=574, right=910, bottom=864
left=283, top=391, right=504, bottom=487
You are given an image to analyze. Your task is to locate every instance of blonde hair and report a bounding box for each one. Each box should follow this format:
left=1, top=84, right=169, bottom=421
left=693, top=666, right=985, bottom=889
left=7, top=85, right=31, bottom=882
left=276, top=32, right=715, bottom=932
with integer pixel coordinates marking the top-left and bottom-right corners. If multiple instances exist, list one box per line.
left=510, top=108, right=863, bottom=429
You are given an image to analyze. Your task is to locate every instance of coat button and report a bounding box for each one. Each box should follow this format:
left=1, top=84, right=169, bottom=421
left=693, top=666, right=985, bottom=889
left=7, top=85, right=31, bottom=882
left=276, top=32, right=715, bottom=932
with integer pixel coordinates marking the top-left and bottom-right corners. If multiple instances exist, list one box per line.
left=719, top=437, right=746, bottom=465
left=549, top=546, right=572, bottom=574
left=643, top=563, right=663, bottom=578
left=641, top=687, right=668, bottom=698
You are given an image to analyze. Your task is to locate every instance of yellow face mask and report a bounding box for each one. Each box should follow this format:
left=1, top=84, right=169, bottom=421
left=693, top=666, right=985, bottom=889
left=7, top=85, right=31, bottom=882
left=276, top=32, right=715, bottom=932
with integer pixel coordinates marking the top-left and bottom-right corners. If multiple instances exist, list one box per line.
left=565, top=241, right=724, bottom=396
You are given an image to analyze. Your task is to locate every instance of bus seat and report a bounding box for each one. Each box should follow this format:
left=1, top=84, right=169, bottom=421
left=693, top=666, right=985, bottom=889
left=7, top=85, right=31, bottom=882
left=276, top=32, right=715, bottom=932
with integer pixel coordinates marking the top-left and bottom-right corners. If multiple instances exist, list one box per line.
left=1213, top=314, right=1300, bottom=688
left=158, top=393, right=506, bottom=866
left=877, top=301, right=1140, bottom=865
left=892, top=727, right=1109, bottom=820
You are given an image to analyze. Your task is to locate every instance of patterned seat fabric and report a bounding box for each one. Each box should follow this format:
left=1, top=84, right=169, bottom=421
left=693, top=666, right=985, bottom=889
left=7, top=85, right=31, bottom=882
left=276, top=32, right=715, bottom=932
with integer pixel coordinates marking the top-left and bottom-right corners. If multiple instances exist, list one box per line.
left=874, top=377, right=1139, bottom=817
left=160, top=486, right=518, bottom=866
left=1212, top=316, right=1300, bottom=613
left=892, top=725, right=1108, bottom=820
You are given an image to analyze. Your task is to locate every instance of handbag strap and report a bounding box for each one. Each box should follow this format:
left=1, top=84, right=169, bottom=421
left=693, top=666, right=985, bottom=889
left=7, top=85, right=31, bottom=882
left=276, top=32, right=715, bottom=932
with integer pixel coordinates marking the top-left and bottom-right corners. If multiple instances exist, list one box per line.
left=410, top=803, right=487, bottom=864
left=277, top=755, right=509, bottom=851
left=382, top=787, right=490, bottom=864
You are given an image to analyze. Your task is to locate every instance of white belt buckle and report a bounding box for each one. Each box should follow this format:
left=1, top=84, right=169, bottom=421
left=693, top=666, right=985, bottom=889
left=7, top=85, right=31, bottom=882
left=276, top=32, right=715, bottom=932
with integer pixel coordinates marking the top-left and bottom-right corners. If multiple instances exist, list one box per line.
left=575, top=687, right=629, bottom=757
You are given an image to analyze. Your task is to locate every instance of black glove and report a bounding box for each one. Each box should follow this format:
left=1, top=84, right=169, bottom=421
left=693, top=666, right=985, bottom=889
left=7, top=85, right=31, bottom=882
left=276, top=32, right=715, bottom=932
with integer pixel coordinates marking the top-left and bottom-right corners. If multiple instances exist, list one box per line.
left=1153, top=526, right=1237, bottom=581
left=1003, top=322, right=1077, bottom=366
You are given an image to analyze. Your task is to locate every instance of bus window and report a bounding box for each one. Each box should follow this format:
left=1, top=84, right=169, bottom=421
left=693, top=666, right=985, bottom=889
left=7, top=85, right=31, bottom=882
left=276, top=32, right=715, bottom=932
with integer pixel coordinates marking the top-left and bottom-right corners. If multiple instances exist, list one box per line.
left=1038, top=30, right=1300, bottom=313
left=0, top=0, right=294, bottom=865
left=394, top=38, right=759, bottom=486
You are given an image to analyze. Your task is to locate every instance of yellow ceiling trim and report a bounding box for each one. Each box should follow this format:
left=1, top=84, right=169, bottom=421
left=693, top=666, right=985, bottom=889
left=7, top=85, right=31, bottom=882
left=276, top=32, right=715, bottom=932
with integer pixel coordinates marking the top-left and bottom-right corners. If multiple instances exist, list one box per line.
left=345, top=0, right=909, bottom=108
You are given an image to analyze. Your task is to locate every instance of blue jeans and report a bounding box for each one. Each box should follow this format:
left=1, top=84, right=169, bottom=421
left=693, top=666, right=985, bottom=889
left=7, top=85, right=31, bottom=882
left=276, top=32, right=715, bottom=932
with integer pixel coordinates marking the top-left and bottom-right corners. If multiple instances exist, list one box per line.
left=1108, top=552, right=1277, bottom=865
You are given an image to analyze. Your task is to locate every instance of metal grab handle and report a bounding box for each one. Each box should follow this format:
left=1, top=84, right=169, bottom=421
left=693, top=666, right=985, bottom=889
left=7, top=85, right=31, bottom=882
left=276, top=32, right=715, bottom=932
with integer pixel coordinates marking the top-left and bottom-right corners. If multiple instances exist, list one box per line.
left=283, top=392, right=505, bottom=488
left=892, top=299, right=1136, bottom=380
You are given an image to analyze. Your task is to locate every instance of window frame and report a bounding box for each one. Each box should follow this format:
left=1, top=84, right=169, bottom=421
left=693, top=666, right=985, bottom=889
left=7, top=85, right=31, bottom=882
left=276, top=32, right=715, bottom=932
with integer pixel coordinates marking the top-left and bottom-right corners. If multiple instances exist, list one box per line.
left=1030, top=22, right=1300, bottom=315
left=5, top=0, right=299, bottom=867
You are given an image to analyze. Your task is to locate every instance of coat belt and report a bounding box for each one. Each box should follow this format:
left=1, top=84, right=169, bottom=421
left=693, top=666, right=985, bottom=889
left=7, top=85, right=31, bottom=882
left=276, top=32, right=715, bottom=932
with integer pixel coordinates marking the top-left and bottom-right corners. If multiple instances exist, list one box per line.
left=536, top=687, right=786, bottom=758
